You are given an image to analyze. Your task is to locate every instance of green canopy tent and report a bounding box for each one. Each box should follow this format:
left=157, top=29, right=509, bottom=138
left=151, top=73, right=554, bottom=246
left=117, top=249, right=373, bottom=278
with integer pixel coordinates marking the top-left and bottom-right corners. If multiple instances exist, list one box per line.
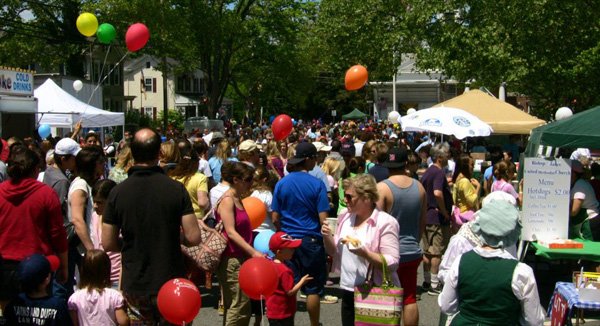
left=525, top=105, right=600, bottom=157
left=342, top=108, right=368, bottom=120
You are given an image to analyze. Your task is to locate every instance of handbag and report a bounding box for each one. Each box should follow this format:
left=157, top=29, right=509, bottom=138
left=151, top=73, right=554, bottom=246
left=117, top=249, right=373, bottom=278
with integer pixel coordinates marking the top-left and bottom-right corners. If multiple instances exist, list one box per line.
left=181, top=199, right=229, bottom=272
left=354, top=254, right=403, bottom=326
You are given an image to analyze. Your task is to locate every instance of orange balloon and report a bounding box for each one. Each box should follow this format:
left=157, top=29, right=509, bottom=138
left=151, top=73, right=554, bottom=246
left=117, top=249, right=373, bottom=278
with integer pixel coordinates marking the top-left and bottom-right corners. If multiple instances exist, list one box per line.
left=345, top=65, right=368, bottom=91
left=242, top=197, right=267, bottom=230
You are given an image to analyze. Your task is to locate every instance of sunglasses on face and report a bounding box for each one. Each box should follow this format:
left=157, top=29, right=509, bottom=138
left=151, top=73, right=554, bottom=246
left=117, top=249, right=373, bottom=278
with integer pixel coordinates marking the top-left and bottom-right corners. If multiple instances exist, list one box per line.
left=344, top=193, right=357, bottom=202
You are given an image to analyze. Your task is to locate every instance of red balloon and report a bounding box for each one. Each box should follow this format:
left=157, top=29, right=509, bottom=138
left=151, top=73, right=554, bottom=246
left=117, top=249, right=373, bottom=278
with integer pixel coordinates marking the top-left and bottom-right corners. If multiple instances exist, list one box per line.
left=239, top=258, right=278, bottom=300
left=157, top=278, right=201, bottom=325
left=271, top=114, right=293, bottom=141
left=345, top=65, right=368, bottom=91
left=242, top=197, right=267, bottom=230
left=46, top=255, right=60, bottom=272
left=125, top=23, right=150, bottom=52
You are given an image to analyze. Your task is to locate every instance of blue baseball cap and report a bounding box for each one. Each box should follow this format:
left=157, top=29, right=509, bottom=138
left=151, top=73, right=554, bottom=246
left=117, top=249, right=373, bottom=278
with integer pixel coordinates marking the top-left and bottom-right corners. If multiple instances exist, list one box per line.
left=18, top=254, right=51, bottom=286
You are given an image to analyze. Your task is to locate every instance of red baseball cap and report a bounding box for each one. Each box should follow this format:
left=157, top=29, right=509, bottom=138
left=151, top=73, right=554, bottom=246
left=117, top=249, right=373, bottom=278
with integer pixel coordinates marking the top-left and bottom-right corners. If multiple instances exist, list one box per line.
left=269, top=232, right=302, bottom=251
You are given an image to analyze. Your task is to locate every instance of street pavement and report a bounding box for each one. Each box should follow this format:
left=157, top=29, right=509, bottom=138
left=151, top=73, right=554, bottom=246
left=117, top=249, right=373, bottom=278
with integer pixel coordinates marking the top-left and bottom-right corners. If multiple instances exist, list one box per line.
left=193, top=270, right=442, bottom=325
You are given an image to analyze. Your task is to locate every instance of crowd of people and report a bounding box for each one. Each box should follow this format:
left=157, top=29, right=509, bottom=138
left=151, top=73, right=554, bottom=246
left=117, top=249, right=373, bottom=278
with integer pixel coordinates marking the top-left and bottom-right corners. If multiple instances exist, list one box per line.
left=1, top=117, right=595, bottom=325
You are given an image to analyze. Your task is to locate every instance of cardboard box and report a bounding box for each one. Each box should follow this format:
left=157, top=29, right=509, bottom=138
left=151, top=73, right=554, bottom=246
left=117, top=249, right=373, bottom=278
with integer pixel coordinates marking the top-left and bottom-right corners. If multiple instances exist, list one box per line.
left=578, top=288, right=600, bottom=302
left=573, top=272, right=600, bottom=287
left=538, top=239, right=583, bottom=249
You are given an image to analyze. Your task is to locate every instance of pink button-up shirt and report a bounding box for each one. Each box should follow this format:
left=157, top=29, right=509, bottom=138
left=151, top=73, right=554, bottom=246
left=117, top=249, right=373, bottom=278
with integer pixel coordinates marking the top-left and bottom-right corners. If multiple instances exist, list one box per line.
left=331, top=208, right=401, bottom=287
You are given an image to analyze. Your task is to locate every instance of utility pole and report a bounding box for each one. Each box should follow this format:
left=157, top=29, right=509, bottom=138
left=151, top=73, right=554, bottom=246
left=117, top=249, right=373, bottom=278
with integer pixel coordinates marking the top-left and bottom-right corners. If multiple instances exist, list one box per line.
left=162, top=57, right=168, bottom=132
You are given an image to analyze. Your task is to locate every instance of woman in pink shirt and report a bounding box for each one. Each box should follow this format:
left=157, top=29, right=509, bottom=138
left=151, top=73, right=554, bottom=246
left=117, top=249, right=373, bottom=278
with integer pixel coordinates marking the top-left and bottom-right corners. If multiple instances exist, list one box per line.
left=321, top=174, right=400, bottom=326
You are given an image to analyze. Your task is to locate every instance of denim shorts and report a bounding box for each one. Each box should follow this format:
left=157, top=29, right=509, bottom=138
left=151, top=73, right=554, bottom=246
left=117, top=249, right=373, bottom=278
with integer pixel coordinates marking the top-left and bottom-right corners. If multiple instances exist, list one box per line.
left=286, top=236, right=327, bottom=295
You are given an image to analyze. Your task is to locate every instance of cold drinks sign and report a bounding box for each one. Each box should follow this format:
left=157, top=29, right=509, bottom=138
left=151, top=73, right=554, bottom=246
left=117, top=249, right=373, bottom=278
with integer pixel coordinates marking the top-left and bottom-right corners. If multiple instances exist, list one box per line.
left=522, top=158, right=571, bottom=241
left=0, top=67, right=34, bottom=96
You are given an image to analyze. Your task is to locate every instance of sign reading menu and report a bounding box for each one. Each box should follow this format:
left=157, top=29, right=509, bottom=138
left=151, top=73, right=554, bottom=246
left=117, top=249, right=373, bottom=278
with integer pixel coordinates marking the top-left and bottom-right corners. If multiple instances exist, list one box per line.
left=522, top=158, right=571, bottom=241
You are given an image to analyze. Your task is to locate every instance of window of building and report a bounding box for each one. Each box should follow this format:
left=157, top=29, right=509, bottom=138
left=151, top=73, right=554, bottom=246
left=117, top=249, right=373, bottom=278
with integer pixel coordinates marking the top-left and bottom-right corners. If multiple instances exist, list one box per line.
left=193, top=78, right=199, bottom=93
left=146, top=61, right=151, bottom=69
left=144, top=78, right=153, bottom=92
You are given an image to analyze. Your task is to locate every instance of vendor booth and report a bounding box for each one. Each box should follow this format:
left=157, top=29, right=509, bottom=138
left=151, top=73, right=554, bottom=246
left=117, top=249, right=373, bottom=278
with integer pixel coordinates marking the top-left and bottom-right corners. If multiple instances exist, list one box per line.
left=0, top=67, right=37, bottom=138
left=35, top=78, right=124, bottom=128
left=525, top=106, right=600, bottom=157
left=342, top=108, right=368, bottom=120
left=433, top=89, right=545, bottom=134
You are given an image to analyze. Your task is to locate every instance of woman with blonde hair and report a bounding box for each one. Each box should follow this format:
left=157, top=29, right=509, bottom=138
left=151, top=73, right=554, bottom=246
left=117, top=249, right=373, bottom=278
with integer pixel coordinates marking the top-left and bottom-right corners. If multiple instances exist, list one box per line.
left=169, top=139, right=210, bottom=218
left=322, top=157, right=343, bottom=216
left=108, top=145, right=134, bottom=184
left=362, top=140, right=378, bottom=172
left=265, top=141, right=285, bottom=178
left=322, top=174, right=400, bottom=325
left=159, top=141, right=180, bottom=173
left=208, top=139, right=238, bottom=183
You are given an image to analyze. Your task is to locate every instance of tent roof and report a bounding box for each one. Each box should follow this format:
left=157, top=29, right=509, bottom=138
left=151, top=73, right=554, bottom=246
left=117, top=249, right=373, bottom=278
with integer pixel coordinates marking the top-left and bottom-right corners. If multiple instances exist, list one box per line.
left=35, top=79, right=124, bottom=128
left=529, top=106, right=600, bottom=149
left=432, top=89, right=545, bottom=134
left=342, top=108, right=368, bottom=120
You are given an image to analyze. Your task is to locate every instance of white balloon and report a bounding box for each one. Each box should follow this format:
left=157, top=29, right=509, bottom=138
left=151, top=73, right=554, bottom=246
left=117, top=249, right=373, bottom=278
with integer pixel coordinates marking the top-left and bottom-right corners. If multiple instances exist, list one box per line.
left=555, top=107, right=573, bottom=120
left=388, top=111, right=400, bottom=123
left=407, top=108, right=416, bottom=115
left=73, top=80, right=83, bottom=92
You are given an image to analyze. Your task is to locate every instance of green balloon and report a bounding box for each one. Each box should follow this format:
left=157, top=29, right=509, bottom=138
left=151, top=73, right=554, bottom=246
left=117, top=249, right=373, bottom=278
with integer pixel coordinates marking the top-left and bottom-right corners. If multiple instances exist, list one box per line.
left=96, top=23, right=116, bottom=44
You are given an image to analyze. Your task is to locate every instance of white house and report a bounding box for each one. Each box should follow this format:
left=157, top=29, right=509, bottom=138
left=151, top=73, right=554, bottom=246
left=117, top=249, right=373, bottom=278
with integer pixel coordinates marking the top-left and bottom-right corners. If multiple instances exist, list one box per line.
left=123, top=55, right=206, bottom=120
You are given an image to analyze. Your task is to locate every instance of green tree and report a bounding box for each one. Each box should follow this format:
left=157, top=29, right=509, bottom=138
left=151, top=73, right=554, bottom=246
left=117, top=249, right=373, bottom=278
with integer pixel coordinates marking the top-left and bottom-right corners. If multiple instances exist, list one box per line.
left=0, top=0, right=88, bottom=75
left=405, top=0, right=600, bottom=119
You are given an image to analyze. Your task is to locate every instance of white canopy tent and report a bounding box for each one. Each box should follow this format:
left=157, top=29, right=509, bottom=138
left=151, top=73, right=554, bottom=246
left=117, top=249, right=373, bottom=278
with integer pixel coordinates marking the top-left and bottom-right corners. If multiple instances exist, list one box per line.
left=35, top=79, right=124, bottom=128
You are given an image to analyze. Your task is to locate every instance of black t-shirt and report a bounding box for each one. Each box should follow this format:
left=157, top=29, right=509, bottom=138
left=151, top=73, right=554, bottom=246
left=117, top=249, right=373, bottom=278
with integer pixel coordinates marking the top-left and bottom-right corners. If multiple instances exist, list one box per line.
left=103, top=166, right=194, bottom=295
left=4, top=293, right=72, bottom=326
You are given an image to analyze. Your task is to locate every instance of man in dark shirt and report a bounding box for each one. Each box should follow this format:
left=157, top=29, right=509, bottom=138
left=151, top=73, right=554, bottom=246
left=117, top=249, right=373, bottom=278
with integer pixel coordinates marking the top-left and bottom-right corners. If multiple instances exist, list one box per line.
left=102, top=128, right=201, bottom=324
left=420, top=143, right=453, bottom=295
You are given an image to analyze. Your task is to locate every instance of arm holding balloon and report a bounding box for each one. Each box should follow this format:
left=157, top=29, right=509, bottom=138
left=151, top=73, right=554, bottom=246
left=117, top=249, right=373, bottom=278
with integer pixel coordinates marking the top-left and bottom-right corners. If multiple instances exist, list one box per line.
left=219, top=196, right=263, bottom=258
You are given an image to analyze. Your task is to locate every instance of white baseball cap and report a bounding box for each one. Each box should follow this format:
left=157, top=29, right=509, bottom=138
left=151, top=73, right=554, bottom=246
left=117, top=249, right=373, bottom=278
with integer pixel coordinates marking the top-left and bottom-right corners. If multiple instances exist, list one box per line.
left=54, top=138, right=81, bottom=156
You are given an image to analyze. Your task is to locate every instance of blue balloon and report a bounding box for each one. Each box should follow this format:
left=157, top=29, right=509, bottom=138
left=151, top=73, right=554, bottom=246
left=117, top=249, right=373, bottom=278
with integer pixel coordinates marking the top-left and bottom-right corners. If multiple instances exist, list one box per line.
left=292, top=119, right=297, bottom=126
left=269, top=115, right=275, bottom=124
left=254, top=230, right=275, bottom=257
left=38, top=124, right=51, bottom=139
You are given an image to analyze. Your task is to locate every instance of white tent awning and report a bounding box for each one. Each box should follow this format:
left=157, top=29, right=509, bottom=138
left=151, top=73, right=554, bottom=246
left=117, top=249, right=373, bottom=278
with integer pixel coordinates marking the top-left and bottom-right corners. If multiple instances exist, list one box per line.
left=175, top=94, right=200, bottom=106
left=34, top=79, right=124, bottom=128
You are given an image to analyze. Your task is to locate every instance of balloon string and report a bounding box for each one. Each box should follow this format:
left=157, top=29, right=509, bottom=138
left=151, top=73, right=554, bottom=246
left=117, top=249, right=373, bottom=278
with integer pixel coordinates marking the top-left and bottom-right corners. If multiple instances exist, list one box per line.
left=260, top=295, right=265, bottom=326
left=97, top=44, right=112, bottom=86
left=86, top=52, right=129, bottom=106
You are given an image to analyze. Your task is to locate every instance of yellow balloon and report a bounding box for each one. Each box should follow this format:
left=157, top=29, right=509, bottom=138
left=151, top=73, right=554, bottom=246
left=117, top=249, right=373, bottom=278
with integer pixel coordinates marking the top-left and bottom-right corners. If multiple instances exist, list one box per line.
left=76, top=13, right=98, bottom=37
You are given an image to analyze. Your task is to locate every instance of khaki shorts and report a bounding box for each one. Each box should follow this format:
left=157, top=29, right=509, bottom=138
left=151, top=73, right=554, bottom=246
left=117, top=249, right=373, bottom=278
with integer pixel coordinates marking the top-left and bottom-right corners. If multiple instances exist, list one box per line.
left=421, top=224, right=450, bottom=256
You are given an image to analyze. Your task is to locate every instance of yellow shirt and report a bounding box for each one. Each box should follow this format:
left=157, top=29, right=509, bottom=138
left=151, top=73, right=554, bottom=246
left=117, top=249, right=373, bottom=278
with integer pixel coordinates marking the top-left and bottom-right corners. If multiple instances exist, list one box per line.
left=453, top=176, right=478, bottom=212
left=173, top=172, right=208, bottom=217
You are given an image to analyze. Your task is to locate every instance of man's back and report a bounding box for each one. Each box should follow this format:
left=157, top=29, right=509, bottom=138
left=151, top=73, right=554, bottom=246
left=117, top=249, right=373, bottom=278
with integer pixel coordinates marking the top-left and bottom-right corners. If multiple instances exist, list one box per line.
left=103, top=165, right=194, bottom=295
left=272, top=171, right=329, bottom=238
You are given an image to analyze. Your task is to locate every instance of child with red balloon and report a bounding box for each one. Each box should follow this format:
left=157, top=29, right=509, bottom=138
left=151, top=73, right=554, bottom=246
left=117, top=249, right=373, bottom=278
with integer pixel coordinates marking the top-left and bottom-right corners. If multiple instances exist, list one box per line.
left=266, top=232, right=313, bottom=326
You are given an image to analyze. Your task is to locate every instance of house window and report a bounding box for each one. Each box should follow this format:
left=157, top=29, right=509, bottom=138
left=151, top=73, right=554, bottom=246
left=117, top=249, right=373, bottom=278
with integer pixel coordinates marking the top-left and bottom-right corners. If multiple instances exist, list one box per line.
left=144, top=107, right=153, bottom=118
left=144, top=78, right=153, bottom=92
left=177, top=76, right=185, bottom=93
left=193, top=78, right=199, bottom=93
left=146, top=61, right=151, bottom=69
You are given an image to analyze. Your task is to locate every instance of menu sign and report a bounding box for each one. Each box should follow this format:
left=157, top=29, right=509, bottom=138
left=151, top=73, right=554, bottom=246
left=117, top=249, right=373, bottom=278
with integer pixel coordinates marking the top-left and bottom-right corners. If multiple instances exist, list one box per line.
left=522, top=158, right=571, bottom=241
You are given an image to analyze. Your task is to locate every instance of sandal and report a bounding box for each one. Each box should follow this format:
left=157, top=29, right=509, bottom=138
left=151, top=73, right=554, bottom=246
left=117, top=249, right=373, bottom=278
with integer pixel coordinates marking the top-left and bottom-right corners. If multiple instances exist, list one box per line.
left=320, top=295, right=338, bottom=304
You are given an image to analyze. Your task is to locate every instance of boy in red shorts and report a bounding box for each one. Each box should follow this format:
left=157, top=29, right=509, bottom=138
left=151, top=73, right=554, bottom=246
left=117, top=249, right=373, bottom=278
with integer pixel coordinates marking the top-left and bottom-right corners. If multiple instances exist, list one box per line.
left=267, top=232, right=313, bottom=326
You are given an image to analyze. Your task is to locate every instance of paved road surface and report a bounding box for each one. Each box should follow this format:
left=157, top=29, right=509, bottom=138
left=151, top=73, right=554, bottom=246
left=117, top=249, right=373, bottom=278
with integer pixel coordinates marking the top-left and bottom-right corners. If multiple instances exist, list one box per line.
left=193, top=271, right=442, bottom=325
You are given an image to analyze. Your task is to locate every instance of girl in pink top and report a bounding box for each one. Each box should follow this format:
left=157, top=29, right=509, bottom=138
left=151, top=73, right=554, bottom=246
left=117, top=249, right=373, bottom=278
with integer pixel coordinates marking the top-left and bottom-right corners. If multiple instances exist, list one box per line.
left=68, top=249, right=129, bottom=326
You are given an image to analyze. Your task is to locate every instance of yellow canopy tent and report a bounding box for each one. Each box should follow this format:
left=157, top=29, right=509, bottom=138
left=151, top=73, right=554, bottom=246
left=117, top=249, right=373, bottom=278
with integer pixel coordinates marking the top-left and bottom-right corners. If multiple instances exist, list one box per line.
left=432, top=89, right=545, bottom=134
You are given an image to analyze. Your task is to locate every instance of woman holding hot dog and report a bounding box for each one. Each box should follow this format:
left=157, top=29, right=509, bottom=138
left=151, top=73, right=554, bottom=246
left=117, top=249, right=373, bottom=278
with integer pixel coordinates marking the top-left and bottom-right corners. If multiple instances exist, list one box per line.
left=321, top=173, right=400, bottom=326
